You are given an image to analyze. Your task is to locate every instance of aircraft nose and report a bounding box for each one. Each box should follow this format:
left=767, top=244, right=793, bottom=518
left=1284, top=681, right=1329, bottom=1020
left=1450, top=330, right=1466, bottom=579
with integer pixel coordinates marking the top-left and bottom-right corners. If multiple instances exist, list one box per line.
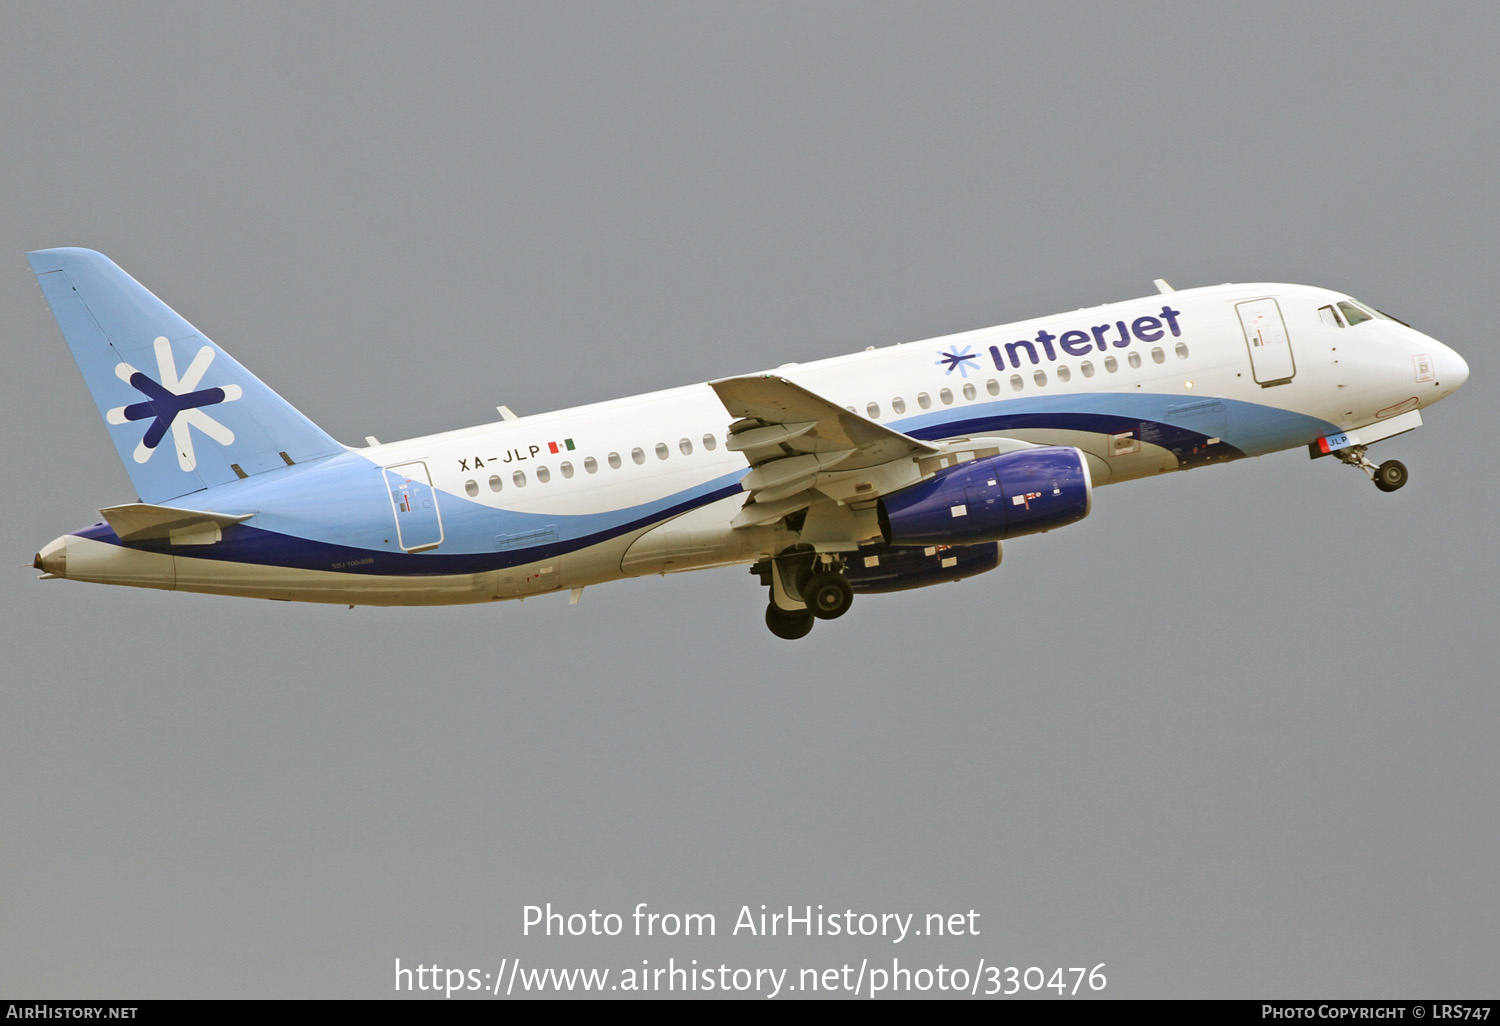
left=1445, top=346, right=1470, bottom=391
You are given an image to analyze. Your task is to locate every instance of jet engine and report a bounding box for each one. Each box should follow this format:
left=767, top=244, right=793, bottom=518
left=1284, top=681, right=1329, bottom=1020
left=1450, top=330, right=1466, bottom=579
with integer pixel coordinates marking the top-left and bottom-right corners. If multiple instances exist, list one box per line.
left=877, top=446, right=1092, bottom=546
left=844, top=540, right=1001, bottom=593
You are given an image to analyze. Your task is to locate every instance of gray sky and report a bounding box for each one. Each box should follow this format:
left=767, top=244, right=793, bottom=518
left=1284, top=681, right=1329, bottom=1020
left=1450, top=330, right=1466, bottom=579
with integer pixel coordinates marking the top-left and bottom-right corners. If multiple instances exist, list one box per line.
left=3, top=1, right=1496, bottom=999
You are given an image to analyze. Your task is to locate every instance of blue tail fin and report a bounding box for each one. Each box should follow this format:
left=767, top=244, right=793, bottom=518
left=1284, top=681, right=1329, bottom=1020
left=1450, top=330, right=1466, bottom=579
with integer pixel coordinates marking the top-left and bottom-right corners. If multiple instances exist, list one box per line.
left=28, top=248, right=343, bottom=503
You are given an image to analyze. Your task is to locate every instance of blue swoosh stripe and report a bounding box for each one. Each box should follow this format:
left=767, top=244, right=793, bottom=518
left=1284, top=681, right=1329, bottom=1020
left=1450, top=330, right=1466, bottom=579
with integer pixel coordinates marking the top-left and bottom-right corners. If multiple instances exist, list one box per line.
left=80, top=481, right=746, bottom=575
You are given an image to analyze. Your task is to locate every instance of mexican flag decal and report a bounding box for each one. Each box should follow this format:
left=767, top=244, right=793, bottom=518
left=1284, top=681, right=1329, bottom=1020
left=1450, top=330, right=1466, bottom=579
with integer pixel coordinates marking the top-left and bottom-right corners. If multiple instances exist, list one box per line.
left=547, top=439, right=576, bottom=454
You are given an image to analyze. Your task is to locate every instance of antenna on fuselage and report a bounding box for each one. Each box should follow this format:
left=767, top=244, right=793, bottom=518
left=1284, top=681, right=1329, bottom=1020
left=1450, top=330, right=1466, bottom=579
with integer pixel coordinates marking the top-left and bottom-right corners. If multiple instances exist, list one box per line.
left=1153, top=278, right=1174, bottom=293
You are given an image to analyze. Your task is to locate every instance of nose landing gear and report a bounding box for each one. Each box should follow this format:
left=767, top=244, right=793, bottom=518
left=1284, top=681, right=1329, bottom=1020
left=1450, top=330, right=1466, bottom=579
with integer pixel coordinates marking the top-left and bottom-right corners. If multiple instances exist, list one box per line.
left=1372, top=459, right=1408, bottom=492
left=1335, top=445, right=1408, bottom=492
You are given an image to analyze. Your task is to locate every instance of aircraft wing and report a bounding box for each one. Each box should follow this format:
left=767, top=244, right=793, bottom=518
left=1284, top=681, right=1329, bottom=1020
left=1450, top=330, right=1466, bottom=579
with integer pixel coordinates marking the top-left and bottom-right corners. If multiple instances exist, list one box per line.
left=710, top=374, right=941, bottom=527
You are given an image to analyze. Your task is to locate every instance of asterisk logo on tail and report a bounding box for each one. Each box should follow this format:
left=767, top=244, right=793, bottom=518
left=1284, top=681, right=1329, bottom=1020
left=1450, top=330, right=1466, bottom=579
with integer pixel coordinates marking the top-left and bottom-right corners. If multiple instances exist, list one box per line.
left=105, top=336, right=242, bottom=471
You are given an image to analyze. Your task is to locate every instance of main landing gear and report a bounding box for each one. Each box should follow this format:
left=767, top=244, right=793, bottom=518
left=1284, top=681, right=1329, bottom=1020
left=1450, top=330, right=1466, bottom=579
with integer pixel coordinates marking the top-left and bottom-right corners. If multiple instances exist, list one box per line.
left=802, top=571, right=854, bottom=619
left=1335, top=445, right=1408, bottom=493
left=755, top=550, right=854, bottom=640
left=765, top=604, right=814, bottom=640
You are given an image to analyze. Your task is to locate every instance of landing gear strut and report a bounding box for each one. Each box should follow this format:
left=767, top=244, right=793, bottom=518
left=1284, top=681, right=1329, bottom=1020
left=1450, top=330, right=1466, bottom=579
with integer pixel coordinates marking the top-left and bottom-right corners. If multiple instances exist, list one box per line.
left=1335, top=445, right=1408, bottom=492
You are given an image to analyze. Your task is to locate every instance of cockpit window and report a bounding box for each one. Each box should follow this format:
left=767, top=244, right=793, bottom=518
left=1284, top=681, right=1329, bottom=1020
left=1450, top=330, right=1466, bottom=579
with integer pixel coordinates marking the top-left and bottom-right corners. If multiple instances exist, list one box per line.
left=1328, top=297, right=1412, bottom=328
left=1337, top=301, right=1372, bottom=327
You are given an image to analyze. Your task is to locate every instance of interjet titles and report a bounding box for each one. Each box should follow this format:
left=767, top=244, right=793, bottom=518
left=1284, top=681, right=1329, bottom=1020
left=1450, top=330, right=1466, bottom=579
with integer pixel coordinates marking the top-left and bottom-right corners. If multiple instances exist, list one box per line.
left=989, top=305, right=1183, bottom=371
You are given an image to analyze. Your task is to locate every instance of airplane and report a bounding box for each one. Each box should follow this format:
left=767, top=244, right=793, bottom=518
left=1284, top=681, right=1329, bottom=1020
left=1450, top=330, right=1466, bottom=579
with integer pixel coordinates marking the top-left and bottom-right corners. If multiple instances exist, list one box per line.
left=27, top=248, right=1469, bottom=639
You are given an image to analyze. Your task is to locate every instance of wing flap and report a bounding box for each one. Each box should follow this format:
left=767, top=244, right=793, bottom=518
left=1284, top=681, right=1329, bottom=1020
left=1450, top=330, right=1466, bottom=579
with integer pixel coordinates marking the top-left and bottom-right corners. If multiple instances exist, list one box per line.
left=726, top=421, right=818, bottom=451
left=710, top=374, right=943, bottom=527
left=712, top=375, right=939, bottom=470
left=729, top=489, right=822, bottom=529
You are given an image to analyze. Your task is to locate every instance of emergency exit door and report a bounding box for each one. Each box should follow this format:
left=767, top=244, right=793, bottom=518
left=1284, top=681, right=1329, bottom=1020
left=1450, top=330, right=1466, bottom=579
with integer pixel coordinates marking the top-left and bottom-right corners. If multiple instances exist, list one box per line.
left=1237, top=298, right=1295, bottom=387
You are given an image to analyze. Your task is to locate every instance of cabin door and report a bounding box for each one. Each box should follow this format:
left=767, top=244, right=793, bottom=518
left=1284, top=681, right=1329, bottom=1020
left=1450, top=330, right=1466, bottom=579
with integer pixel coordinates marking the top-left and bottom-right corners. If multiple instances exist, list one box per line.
left=383, top=461, right=444, bottom=552
left=1237, top=298, right=1296, bottom=387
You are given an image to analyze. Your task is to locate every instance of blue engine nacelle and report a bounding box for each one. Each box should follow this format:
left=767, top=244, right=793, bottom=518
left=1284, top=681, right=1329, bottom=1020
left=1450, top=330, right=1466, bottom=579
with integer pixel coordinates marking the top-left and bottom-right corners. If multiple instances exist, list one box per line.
left=877, top=446, right=1092, bottom=546
left=844, top=541, right=1001, bottom=594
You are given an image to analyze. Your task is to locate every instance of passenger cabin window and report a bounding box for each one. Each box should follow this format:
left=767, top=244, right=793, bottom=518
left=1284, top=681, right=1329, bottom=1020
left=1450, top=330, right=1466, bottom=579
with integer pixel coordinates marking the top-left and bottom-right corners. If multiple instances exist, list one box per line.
left=1010, top=374, right=1024, bottom=392
left=655, top=442, right=669, bottom=460
left=986, top=379, right=1000, bottom=396
left=608, top=452, right=622, bottom=470
left=1057, top=365, right=1072, bottom=383
left=1104, top=355, right=1118, bottom=373
left=702, top=433, right=717, bottom=451
left=1175, top=342, right=1189, bottom=359
left=584, top=457, right=599, bottom=474
left=1127, top=352, right=1141, bottom=369
left=1151, top=347, right=1165, bottom=364
left=465, top=480, right=478, bottom=497
left=917, top=392, right=932, bottom=409
left=513, top=470, right=527, bottom=487
left=536, top=465, right=551, bottom=483
left=561, top=462, right=574, bottom=478
left=867, top=401, right=880, bottom=418
left=1034, top=369, right=1047, bottom=386
left=489, top=474, right=503, bottom=491
left=1337, top=301, right=1373, bottom=326
left=679, top=438, right=693, bottom=455
left=632, top=447, right=646, bottom=465
left=962, top=382, right=976, bottom=401
left=1081, top=360, right=1095, bottom=377
left=891, top=397, right=906, bottom=414
left=939, top=388, right=953, bottom=405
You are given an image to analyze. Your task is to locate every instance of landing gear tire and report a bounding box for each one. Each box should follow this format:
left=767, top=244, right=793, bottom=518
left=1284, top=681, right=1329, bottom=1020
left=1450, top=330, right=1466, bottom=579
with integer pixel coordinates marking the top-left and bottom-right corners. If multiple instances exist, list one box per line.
left=1373, top=459, right=1408, bottom=493
left=765, top=604, right=815, bottom=640
left=802, top=571, right=854, bottom=620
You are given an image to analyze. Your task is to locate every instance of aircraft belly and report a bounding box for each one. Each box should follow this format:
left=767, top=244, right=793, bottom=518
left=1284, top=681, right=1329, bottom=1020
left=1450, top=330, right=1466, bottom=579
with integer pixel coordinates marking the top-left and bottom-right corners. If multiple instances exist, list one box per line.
left=619, top=496, right=757, bottom=576
left=170, top=549, right=494, bottom=605
left=486, top=554, right=566, bottom=598
left=486, top=531, right=633, bottom=598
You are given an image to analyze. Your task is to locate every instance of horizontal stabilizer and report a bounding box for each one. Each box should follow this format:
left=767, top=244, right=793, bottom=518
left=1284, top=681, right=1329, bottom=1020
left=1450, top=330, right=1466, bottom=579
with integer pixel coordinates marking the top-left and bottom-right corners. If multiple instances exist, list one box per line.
left=99, top=503, right=253, bottom=545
